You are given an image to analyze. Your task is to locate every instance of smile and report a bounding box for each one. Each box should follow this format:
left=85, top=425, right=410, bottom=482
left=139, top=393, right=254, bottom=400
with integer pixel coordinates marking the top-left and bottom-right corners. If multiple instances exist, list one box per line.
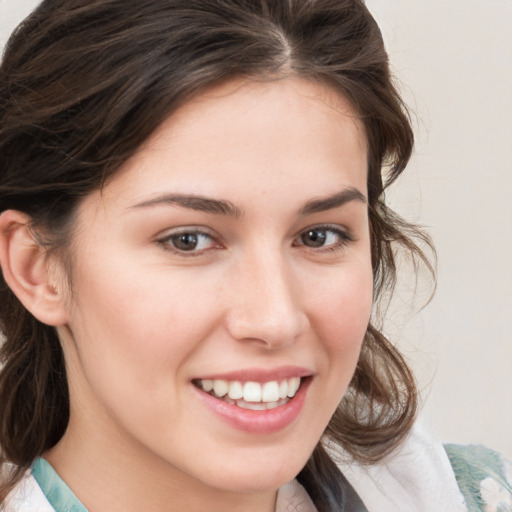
left=194, top=377, right=302, bottom=410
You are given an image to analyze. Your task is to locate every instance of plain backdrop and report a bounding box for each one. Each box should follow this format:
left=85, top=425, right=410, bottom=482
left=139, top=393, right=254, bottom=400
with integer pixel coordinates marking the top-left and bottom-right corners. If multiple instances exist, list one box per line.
left=1, top=0, right=511, bottom=459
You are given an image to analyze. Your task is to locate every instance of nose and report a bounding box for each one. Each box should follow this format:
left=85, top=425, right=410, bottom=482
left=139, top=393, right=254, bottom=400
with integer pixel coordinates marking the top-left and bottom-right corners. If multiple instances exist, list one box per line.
left=224, top=249, right=309, bottom=349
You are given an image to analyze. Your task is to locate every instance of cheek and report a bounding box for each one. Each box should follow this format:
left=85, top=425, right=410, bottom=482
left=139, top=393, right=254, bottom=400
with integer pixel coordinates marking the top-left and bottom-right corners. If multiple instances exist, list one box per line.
left=308, top=261, right=373, bottom=390
left=312, top=263, right=373, bottom=342
left=65, top=256, right=222, bottom=395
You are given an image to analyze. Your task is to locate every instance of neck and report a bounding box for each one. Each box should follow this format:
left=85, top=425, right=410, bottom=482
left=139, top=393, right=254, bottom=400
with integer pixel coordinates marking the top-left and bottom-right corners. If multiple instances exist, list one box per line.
left=44, top=415, right=277, bottom=512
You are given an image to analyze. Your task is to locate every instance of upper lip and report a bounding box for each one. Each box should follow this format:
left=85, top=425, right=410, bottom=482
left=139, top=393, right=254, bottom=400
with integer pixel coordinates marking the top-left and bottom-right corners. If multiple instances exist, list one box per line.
left=193, top=366, right=314, bottom=383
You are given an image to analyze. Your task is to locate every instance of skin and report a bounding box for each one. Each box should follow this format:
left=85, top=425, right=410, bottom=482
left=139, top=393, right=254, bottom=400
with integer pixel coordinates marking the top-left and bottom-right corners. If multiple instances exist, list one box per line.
left=34, top=78, right=372, bottom=512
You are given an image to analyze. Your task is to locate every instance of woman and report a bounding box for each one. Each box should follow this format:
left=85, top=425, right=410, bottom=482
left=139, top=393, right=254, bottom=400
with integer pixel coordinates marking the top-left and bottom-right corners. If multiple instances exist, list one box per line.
left=0, top=1, right=510, bottom=511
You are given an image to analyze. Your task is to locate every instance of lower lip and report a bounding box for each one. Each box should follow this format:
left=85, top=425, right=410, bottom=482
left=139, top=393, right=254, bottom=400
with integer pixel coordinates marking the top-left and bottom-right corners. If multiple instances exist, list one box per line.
left=193, top=379, right=311, bottom=434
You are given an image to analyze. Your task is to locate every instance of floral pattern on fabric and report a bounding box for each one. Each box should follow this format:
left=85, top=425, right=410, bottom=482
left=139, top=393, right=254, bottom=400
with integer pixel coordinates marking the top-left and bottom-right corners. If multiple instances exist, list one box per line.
left=445, top=444, right=512, bottom=512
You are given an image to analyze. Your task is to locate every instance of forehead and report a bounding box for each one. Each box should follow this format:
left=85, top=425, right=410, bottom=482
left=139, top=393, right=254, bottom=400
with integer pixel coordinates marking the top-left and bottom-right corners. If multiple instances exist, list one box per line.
left=98, top=77, right=368, bottom=209
left=146, top=77, right=366, bottom=156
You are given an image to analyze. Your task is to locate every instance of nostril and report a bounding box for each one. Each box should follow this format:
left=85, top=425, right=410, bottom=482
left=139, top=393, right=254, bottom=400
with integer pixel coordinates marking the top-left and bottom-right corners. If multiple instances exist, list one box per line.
left=225, top=298, right=308, bottom=347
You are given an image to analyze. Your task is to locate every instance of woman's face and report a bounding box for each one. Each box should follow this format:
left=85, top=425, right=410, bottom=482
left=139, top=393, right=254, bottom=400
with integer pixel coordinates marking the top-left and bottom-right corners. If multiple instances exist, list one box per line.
left=54, top=78, right=373, bottom=496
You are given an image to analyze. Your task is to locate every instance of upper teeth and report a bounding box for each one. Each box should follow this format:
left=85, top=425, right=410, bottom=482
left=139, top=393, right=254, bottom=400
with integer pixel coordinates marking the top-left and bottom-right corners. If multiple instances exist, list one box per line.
left=199, top=377, right=301, bottom=402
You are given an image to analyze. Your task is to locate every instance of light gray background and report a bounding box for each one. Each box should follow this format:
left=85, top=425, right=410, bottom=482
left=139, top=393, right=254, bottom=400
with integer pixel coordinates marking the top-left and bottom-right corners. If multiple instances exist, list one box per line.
left=2, top=0, right=511, bottom=459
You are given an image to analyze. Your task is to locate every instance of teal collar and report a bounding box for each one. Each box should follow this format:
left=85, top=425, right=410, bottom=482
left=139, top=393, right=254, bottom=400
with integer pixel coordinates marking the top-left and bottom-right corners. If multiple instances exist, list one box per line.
left=31, top=458, right=88, bottom=512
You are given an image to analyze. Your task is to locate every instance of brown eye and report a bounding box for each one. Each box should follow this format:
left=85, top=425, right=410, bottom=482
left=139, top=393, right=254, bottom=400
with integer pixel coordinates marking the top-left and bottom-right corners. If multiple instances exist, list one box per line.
left=171, top=233, right=199, bottom=251
left=160, top=231, right=216, bottom=253
left=301, top=229, right=327, bottom=248
left=296, top=226, right=353, bottom=251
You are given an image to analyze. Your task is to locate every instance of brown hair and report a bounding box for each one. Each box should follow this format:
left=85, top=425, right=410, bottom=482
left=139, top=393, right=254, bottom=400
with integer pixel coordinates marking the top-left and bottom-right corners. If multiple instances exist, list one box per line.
left=0, top=0, right=433, bottom=508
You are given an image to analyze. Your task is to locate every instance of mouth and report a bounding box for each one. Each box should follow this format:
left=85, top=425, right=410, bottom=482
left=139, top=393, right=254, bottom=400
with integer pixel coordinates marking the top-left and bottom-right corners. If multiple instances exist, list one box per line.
left=192, top=377, right=306, bottom=411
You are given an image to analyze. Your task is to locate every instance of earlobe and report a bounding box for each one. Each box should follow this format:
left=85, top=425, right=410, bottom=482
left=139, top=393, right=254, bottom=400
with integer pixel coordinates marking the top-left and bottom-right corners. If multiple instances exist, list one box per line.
left=0, top=210, right=69, bottom=326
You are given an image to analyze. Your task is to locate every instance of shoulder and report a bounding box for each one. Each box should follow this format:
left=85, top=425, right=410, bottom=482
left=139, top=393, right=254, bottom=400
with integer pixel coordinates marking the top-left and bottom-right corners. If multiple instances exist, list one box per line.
left=333, top=425, right=512, bottom=512
left=445, top=443, right=512, bottom=512
left=1, top=472, right=54, bottom=512
left=332, top=425, right=468, bottom=512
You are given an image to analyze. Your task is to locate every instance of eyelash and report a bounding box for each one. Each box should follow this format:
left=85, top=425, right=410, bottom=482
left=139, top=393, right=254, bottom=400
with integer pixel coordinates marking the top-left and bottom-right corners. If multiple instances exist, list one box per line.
left=156, top=225, right=354, bottom=257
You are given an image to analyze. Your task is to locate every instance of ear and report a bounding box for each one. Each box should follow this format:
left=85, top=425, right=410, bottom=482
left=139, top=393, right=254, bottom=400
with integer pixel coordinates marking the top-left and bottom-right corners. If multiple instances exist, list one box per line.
left=0, top=210, right=69, bottom=326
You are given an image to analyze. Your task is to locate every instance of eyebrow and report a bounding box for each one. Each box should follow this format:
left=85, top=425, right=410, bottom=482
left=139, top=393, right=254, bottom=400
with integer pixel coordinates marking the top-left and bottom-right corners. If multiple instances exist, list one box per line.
left=299, top=187, right=367, bottom=215
left=129, top=187, right=366, bottom=217
left=130, top=194, right=243, bottom=217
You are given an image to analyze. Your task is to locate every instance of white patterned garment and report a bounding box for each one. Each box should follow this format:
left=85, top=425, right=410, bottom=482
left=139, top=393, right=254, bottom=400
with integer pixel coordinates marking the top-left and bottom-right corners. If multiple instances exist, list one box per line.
left=2, top=426, right=511, bottom=512
left=275, top=480, right=317, bottom=512
left=333, top=425, right=469, bottom=512
left=1, top=472, right=54, bottom=512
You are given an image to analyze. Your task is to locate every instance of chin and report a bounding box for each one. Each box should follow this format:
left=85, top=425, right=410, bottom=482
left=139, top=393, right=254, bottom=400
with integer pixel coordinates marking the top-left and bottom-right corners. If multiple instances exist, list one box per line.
left=204, top=470, right=299, bottom=494
left=195, top=449, right=310, bottom=493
